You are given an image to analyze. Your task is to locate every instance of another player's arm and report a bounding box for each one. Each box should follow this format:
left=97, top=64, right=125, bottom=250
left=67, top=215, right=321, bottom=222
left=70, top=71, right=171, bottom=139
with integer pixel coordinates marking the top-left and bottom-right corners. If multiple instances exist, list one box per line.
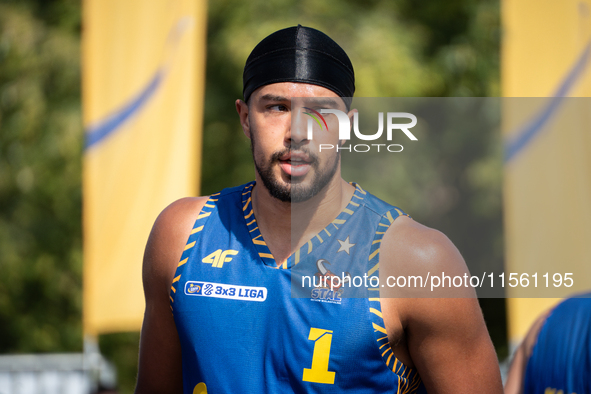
left=135, top=197, right=209, bottom=394
left=380, top=217, right=503, bottom=394
left=504, top=309, right=551, bottom=394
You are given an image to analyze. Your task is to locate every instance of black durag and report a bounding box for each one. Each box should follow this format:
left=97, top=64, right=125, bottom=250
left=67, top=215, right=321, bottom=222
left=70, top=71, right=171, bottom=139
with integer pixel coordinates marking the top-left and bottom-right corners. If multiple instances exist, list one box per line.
left=243, top=25, right=355, bottom=107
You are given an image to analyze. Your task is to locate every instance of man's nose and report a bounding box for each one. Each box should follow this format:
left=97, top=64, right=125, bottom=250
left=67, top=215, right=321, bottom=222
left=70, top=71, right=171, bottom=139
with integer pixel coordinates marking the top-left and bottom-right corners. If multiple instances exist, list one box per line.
left=288, top=107, right=310, bottom=145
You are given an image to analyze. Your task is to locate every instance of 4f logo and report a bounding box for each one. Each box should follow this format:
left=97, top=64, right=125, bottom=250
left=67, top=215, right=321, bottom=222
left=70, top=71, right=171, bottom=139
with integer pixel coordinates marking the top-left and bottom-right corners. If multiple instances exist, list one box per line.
left=202, top=249, right=238, bottom=268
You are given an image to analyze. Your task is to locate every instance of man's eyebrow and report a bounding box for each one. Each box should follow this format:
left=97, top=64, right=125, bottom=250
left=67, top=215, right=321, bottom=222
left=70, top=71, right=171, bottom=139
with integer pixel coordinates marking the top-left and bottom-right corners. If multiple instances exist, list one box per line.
left=260, top=94, right=289, bottom=102
left=258, top=95, right=341, bottom=108
left=304, top=98, right=340, bottom=108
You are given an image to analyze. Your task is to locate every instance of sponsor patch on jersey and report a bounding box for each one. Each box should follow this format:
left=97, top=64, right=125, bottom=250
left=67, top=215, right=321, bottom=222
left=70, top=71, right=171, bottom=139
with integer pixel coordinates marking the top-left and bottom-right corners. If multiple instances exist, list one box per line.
left=184, top=281, right=267, bottom=302
left=186, top=282, right=203, bottom=294
left=311, top=288, right=343, bottom=304
left=307, top=259, right=348, bottom=304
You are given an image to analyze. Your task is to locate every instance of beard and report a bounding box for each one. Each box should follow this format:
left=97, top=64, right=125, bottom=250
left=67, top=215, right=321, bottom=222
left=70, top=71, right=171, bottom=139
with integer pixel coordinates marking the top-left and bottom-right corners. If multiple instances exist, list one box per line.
left=250, top=130, right=340, bottom=203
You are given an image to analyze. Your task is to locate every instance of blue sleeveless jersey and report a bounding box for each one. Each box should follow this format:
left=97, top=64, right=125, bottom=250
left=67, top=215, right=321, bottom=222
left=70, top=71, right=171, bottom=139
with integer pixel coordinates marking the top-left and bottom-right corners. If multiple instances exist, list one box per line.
left=170, top=182, right=425, bottom=393
left=524, top=293, right=591, bottom=394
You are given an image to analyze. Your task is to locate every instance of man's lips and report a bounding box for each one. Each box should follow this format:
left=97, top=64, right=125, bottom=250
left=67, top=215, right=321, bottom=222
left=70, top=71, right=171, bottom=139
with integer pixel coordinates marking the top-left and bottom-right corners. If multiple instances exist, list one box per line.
left=278, top=152, right=312, bottom=177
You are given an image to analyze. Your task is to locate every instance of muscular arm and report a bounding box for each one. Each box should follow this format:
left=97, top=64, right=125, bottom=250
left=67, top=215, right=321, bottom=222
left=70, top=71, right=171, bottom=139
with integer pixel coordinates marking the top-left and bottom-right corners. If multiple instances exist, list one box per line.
left=135, top=197, right=208, bottom=394
left=380, top=217, right=503, bottom=393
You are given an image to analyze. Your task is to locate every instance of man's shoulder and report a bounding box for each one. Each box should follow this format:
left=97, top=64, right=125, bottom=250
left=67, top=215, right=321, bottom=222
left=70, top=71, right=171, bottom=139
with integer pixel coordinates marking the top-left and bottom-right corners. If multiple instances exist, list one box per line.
left=390, top=216, right=451, bottom=247
left=379, top=216, right=472, bottom=298
left=354, top=185, right=462, bottom=274
left=142, top=196, right=211, bottom=304
left=384, top=216, right=458, bottom=266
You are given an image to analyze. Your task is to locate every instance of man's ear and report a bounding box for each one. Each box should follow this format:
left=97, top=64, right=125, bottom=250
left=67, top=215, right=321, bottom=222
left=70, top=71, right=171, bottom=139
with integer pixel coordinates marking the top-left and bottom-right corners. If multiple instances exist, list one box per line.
left=236, top=99, right=251, bottom=138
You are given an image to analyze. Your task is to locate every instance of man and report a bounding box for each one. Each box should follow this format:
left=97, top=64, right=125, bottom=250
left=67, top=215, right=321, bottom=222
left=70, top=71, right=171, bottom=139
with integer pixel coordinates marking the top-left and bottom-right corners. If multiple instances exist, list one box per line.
left=504, top=293, right=591, bottom=394
left=135, top=25, right=502, bottom=393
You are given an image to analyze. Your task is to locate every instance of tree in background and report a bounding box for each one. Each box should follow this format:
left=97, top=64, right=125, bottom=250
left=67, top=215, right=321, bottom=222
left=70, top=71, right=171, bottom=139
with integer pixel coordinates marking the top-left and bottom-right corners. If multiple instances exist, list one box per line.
left=0, top=0, right=82, bottom=353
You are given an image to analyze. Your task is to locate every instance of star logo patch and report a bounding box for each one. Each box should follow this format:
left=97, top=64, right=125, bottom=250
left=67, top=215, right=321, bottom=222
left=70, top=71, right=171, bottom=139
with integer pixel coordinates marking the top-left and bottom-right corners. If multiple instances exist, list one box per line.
left=337, top=236, right=355, bottom=254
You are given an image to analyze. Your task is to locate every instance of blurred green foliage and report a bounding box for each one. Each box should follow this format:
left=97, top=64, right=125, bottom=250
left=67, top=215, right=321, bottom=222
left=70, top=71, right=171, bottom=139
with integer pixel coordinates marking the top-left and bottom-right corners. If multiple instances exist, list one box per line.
left=0, top=0, right=503, bottom=392
left=0, top=0, right=82, bottom=353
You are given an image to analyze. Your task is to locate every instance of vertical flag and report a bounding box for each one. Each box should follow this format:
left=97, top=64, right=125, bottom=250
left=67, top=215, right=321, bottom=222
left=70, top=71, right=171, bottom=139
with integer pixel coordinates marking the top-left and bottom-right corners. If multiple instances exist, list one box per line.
left=502, top=0, right=591, bottom=346
left=82, top=0, right=207, bottom=335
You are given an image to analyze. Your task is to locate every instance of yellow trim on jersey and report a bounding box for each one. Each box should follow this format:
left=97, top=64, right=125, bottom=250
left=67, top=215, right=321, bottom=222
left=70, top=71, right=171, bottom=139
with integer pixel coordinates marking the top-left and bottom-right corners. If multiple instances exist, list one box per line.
left=244, top=209, right=254, bottom=219
left=370, top=308, right=383, bottom=318
left=191, top=225, right=204, bottom=234
left=197, top=212, right=211, bottom=220
left=259, top=253, right=274, bottom=259
left=178, top=257, right=188, bottom=267
left=386, top=353, right=393, bottom=366
left=367, top=263, right=379, bottom=277
left=184, top=241, right=196, bottom=251
left=172, top=275, right=180, bottom=283
left=242, top=196, right=252, bottom=211
left=368, top=248, right=380, bottom=261
left=386, top=211, right=395, bottom=224
left=372, top=323, right=387, bottom=334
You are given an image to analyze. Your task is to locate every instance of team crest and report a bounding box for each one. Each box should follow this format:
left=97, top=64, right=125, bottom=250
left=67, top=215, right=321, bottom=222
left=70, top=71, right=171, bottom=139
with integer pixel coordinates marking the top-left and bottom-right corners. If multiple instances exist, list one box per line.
left=310, top=259, right=352, bottom=304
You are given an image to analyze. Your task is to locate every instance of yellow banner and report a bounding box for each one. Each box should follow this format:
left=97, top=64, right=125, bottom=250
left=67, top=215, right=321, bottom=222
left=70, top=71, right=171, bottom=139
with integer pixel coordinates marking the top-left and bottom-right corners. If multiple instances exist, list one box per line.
left=502, top=0, right=591, bottom=344
left=82, top=0, right=207, bottom=335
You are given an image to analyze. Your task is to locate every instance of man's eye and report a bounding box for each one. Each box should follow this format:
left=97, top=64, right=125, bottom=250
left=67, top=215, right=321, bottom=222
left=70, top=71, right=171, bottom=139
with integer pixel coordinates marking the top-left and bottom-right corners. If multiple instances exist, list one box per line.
left=268, top=104, right=288, bottom=111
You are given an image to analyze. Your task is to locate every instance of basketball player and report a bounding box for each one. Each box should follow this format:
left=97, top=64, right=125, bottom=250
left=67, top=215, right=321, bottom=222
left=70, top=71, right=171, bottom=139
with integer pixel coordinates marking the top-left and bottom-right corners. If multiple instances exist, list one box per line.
left=134, top=25, right=503, bottom=393
left=505, top=293, right=591, bottom=394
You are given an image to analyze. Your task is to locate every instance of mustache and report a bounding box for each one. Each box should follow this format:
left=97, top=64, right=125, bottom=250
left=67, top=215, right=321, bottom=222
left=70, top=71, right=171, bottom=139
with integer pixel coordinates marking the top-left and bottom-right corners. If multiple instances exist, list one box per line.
left=270, top=147, right=319, bottom=164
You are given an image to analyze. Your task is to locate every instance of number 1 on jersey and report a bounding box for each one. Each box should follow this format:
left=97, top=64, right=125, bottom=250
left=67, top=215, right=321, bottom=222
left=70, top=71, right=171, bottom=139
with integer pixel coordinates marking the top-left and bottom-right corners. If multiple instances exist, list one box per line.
left=303, top=328, right=336, bottom=384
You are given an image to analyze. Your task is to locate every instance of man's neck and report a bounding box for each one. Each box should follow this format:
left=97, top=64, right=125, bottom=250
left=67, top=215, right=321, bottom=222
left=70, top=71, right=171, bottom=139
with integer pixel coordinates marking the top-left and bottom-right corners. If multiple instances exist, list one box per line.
left=251, top=177, right=355, bottom=266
